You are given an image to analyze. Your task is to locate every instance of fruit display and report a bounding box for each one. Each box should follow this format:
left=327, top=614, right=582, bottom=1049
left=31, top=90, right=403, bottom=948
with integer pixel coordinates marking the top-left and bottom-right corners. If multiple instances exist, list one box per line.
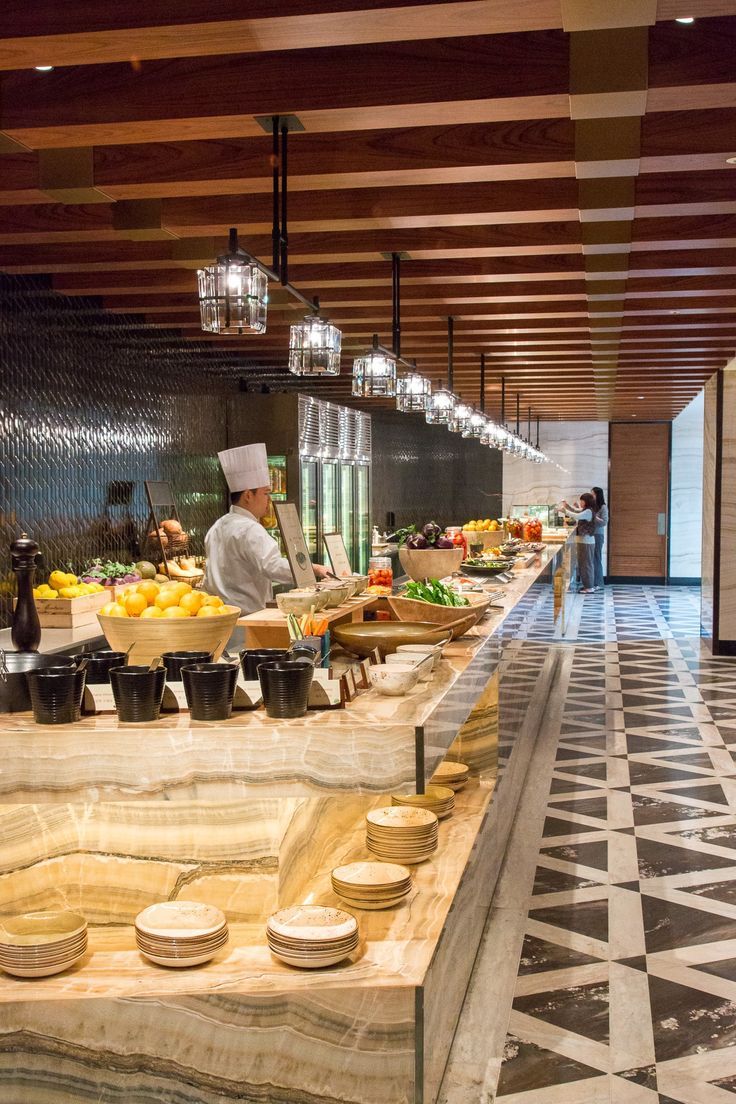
left=80, top=560, right=144, bottom=587
left=34, top=572, right=106, bottom=600
left=158, top=555, right=203, bottom=583
left=99, top=578, right=228, bottom=620
left=523, top=519, right=543, bottom=542
left=403, top=580, right=469, bottom=607
left=506, top=519, right=524, bottom=540
left=389, top=521, right=454, bottom=550
left=463, top=519, right=502, bottom=533
left=148, top=518, right=188, bottom=550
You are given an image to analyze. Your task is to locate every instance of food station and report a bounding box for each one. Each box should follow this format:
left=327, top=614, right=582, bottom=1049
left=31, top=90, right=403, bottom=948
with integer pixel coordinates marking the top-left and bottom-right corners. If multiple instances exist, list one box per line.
left=0, top=485, right=571, bottom=1102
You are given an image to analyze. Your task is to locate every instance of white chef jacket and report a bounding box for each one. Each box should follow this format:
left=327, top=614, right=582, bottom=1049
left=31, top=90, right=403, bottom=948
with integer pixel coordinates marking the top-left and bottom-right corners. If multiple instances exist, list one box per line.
left=203, top=506, right=293, bottom=614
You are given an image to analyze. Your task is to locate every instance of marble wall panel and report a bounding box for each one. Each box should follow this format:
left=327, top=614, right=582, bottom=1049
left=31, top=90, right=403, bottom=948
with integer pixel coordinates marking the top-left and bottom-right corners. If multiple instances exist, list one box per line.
left=502, top=421, right=609, bottom=517
left=670, top=390, right=704, bottom=580
left=718, top=364, right=736, bottom=643
left=702, top=374, right=718, bottom=640
left=0, top=988, right=416, bottom=1104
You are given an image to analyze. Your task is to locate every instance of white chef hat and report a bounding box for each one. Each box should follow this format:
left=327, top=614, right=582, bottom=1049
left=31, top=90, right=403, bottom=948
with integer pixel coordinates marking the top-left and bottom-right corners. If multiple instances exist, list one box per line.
left=217, top=443, right=270, bottom=493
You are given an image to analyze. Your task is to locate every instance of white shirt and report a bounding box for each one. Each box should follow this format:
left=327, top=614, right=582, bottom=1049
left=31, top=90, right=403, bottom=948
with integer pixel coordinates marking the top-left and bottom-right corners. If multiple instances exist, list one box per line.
left=562, top=505, right=595, bottom=544
left=203, top=506, right=293, bottom=614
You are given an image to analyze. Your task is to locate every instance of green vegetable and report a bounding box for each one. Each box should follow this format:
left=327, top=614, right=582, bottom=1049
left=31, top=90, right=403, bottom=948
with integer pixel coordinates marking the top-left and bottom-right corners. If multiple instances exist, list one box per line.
left=404, top=579, right=469, bottom=607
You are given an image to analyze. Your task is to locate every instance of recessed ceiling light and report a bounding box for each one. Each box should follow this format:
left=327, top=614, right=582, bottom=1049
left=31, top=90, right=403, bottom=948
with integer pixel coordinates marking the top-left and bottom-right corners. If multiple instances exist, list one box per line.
left=34, top=65, right=54, bottom=71
left=727, top=157, right=736, bottom=165
left=675, top=16, right=694, bottom=22
left=631, top=413, right=637, bottom=417
left=637, top=395, right=645, bottom=399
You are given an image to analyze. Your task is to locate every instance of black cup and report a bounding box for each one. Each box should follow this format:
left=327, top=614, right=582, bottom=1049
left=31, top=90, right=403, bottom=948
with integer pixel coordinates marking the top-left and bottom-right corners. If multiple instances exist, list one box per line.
left=73, top=650, right=127, bottom=685
left=109, top=665, right=166, bottom=723
left=290, top=641, right=320, bottom=666
left=162, top=650, right=213, bottom=682
left=181, top=662, right=239, bottom=721
left=27, top=666, right=87, bottom=725
left=239, top=648, right=289, bottom=681
left=257, top=660, right=314, bottom=719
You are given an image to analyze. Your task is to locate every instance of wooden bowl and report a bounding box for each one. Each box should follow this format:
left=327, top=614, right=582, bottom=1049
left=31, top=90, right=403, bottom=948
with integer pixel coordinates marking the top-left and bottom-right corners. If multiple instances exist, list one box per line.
left=463, top=530, right=504, bottom=549
left=332, top=621, right=452, bottom=659
left=398, top=547, right=464, bottom=581
left=97, top=606, right=240, bottom=665
left=387, top=596, right=481, bottom=639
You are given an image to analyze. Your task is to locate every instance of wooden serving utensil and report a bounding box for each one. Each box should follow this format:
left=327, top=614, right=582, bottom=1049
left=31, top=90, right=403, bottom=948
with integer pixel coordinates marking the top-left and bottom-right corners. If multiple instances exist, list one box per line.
left=123, top=642, right=135, bottom=664
left=147, top=656, right=162, bottom=672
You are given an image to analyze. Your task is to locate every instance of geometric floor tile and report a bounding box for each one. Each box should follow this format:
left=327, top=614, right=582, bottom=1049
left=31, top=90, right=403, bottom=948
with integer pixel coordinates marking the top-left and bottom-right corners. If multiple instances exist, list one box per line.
left=496, top=1035, right=606, bottom=1097
left=528, top=898, right=609, bottom=941
left=512, top=980, right=610, bottom=1043
left=641, top=893, right=736, bottom=952
left=517, top=933, right=604, bottom=974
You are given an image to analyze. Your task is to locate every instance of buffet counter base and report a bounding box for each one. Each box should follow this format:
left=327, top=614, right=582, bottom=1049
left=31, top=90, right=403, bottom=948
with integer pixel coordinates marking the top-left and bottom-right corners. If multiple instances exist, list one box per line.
left=0, top=542, right=570, bottom=1104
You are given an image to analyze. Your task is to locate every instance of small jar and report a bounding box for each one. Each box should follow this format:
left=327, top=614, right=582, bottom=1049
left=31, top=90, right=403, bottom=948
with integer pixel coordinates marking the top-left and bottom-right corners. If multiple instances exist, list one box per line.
left=369, top=556, right=393, bottom=590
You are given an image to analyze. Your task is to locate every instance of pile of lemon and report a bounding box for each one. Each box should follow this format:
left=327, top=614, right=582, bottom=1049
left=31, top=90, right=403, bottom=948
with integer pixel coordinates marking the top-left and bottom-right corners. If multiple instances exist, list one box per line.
left=34, top=571, right=106, bottom=600
left=100, top=579, right=228, bottom=619
left=463, top=519, right=501, bottom=532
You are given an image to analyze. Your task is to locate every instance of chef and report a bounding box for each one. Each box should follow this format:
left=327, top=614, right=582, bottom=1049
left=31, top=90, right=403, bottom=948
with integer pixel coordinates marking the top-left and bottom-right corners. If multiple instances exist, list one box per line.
left=204, top=442, right=329, bottom=614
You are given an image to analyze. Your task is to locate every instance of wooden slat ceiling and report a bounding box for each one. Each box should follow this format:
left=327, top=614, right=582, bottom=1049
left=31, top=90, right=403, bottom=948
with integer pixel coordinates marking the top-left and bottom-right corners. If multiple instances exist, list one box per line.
left=2, top=0, right=736, bottom=420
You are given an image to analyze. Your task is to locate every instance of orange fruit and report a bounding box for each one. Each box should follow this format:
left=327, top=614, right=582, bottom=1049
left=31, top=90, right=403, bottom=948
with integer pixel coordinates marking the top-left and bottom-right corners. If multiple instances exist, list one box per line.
left=162, top=606, right=191, bottom=618
left=124, top=592, right=148, bottom=618
left=106, top=605, right=129, bottom=618
left=140, top=606, right=163, bottom=619
left=170, top=582, right=192, bottom=598
left=196, top=606, right=220, bottom=618
left=201, top=594, right=224, bottom=608
left=137, top=580, right=159, bottom=605
left=155, top=589, right=181, bottom=611
left=179, top=591, right=204, bottom=615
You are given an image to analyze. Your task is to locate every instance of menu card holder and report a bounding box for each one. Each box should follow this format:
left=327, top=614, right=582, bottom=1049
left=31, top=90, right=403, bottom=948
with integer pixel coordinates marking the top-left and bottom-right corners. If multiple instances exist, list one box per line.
left=233, top=676, right=264, bottom=710
left=83, top=684, right=117, bottom=714
left=273, top=502, right=317, bottom=587
left=323, top=532, right=353, bottom=577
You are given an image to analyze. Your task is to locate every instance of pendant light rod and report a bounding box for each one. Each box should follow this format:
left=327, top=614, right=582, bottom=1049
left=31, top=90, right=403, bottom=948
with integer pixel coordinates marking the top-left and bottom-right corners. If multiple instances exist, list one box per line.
left=271, top=119, right=279, bottom=273
left=392, top=251, right=401, bottom=358
left=528, top=405, right=532, bottom=441
left=371, top=333, right=421, bottom=374
left=501, top=375, right=506, bottom=425
left=280, top=120, right=289, bottom=285
left=447, top=316, right=454, bottom=391
left=479, top=352, right=486, bottom=413
left=516, top=392, right=520, bottom=435
left=228, top=227, right=318, bottom=315
left=536, top=415, right=540, bottom=448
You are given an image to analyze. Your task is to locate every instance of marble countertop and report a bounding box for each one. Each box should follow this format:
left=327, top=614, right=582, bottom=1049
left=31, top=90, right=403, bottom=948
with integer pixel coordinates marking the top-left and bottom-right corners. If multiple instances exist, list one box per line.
left=0, top=778, right=494, bottom=1003
left=0, top=624, right=106, bottom=656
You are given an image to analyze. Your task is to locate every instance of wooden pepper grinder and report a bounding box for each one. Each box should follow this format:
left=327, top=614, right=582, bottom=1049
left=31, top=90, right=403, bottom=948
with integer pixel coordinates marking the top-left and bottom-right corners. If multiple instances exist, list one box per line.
left=10, top=533, right=41, bottom=653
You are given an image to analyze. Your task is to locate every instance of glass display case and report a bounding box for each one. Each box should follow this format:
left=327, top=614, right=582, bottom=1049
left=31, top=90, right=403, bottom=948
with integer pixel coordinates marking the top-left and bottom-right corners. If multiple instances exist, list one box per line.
left=510, top=504, right=565, bottom=526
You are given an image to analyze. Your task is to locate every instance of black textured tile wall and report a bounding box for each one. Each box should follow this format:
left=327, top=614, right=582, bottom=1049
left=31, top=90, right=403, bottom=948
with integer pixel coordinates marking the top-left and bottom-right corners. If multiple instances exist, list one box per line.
left=371, top=409, right=503, bottom=532
left=0, top=276, right=233, bottom=627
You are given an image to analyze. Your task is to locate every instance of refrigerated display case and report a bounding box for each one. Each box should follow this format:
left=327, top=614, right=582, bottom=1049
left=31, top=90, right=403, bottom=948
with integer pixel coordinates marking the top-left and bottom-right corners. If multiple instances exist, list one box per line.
left=226, top=394, right=371, bottom=574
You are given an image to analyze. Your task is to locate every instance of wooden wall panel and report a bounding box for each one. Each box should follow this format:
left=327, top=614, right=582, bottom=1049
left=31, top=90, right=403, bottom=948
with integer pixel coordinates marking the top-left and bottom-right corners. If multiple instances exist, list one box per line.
left=608, top=421, right=670, bottom=577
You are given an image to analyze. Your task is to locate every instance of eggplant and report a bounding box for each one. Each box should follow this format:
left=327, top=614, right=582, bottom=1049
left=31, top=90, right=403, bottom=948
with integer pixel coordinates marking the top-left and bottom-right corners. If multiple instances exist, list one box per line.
left=407, top=534, right=429, bottom=549
left=422, top=521, right=442, bottom=544
left=435, top=536, right=454, bottom=549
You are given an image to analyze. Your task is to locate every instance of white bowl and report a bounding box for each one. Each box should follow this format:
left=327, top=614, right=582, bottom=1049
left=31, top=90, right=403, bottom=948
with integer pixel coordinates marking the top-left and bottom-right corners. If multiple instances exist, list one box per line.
left=385, top=651, right=433, bottom=682
left=275, top=589, right=329, bottom=616
left=318, top=582, right=352, bottom=607
left=395, top=643, right=443, bottom=671
left=135, top=901, right=227, bottom=940
left=368, top=663, right=421, bottom=696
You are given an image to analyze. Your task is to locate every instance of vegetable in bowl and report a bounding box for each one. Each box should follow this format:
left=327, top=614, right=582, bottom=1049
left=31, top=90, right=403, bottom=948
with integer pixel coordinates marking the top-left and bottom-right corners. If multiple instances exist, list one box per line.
left=404, top=579, right=469, bottom=607
left=389, top=521, right=455, bottom=550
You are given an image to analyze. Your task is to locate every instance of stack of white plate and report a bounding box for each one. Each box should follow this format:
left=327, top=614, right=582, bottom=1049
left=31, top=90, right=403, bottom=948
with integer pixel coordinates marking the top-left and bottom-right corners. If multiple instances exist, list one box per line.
left=365, top=806, right=438, bottom=863
left=0, top=911, right=88, bottom=978
left=267, top=905, right=359, bottom=968
left=135, top=901, right=228, bottom=968
left=391, top=785, right=455, bottom=819
left=331, top=861, right=412, bottom=910
left=430, top=761, right=470, bottom=791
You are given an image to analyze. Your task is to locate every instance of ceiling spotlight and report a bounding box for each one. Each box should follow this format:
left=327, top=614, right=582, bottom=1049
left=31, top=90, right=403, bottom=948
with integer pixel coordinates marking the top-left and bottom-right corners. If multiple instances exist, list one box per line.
left=34, top=65, right=54, bottom=71
left=637, top=395, right=645, bottom=399
left=727, top=157, right=736, bottom=165
left=675, top=16, right=694, bottom=22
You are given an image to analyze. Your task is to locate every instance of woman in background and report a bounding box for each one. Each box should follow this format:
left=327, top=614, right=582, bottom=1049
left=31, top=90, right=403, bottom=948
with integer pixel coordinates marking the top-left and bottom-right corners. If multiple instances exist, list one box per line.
left=592, top=486, right=608, bottom=591
left=561, top=492, right=597, bottom=593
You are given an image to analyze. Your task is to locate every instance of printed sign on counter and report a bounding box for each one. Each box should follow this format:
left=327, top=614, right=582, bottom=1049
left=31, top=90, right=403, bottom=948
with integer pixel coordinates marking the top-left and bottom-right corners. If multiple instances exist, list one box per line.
left=274, top=502, right=317, bottom=587
left=323, top=532, right=353, bottom=577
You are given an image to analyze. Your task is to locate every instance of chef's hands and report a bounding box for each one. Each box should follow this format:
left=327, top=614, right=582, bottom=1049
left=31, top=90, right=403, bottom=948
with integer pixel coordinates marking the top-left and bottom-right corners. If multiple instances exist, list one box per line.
left=313, top=564, right=332, bottom=580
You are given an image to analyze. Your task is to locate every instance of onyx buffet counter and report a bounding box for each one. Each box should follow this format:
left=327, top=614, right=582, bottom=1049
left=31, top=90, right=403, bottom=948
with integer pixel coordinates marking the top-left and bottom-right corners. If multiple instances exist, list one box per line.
left=0, top=540, right=570, bottom=1104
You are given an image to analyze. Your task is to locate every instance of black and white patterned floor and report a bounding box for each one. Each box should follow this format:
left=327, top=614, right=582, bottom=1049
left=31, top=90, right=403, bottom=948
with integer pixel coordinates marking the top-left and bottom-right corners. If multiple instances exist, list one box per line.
left=446, top=584, right=736, bottom=1104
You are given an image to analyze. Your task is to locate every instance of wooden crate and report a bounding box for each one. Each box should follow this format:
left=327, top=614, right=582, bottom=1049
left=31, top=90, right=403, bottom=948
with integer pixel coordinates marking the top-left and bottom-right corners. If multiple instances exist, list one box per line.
left=32, top=590, right=110, bottom=628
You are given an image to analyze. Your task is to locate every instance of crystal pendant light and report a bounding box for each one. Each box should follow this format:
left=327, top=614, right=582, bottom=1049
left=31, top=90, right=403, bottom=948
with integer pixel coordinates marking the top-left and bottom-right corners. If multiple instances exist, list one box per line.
left=426, top=380, right=456, bottom=425
left=289, top=314, right=342, bottom=376
left=448, top=398, right=473, bottom=434
left=396, top=372, right=431, bottom=413
left=468, top=408, right=487, bottom=439
left=352, top=345, right=397, bottom=397
left=197, top=228, right=268, bottom=335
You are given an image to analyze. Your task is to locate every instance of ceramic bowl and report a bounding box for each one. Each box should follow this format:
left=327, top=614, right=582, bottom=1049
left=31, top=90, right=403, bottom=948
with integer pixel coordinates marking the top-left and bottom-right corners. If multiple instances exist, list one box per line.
left=368, top=663, right=421, bottom=696
left=275, top=589, right=329, bottom=616
left=318, top=582, right=352, bottom=607
left=395, top=643, right=443, bottom=671
left=385, top=651, right=433, bottom=682
left=398, top=546, right=464, bottom=581
left=332, top=621, right=452, bottom=659
left=349, top=574, right=370, bottom=595
left=135, top=901, right=227, bottom=939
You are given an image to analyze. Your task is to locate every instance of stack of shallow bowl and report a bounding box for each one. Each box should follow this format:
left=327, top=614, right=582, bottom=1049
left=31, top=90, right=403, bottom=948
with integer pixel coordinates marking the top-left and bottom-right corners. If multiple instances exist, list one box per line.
left=135, top=901, right=228, bottom=968
left=365, top=806, right=438, bottom=863
left=430, top=761, right=470, bottom=791
left=391, top=785, right=455, bottom=819
left=0, top=911, right=87, bottom=977
left=266, top=905, right=359, bottom=968
left=331, top=861, right=412, bottom=910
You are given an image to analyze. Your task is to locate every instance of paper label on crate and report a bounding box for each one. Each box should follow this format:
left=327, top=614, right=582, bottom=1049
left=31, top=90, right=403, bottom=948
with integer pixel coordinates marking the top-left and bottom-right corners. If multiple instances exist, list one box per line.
left=83, top=685, right=117, bottom=713
left=161, top=684, right=188, bottom=712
